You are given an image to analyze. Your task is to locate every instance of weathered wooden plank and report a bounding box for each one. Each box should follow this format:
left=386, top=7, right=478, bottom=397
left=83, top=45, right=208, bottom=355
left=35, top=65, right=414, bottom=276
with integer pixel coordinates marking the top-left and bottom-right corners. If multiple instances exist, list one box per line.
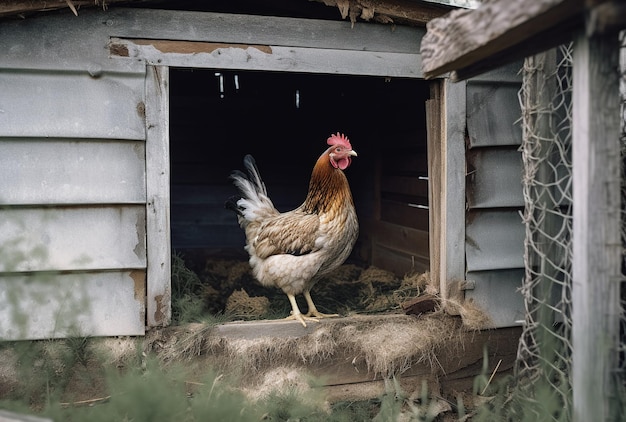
left=0, top=270, right=145, bottom=340
left=465, top=210, right=525, bottom=272
left=465, top=269, right=525, bottom=327
left=111, top=39, right=423, bottom=78
left=420, top=0, right=584, bottom=79
left=426, top=83, right=442, bottom=292
left=0, top=9, right=143, bottom=73
left=0, top=139, right=146, bottom=205
left=0, top=71, right=145, bottom=139
left=145, top=66, right=171, bottom=328
left=440, top=80, right=466, bottom=306
left=571, top=30, right=621, bottom=422
left=108, top=8, right=424, bottom=53
left=0, top=206, right=146, bottom=272
left=466, top=148, right=524, bottom=208
left=466, top=82, right=523, bottom=147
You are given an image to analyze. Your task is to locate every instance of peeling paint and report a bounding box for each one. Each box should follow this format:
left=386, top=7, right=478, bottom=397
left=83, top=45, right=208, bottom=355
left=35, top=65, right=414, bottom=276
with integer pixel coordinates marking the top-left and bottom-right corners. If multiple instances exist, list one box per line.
left=131, top=39, right=273, bottom=55
left=129, top=270, right=146, bottom=302
left=109, top=42, right=130, bottom=57
left=133, top=211, right=146, bottom=260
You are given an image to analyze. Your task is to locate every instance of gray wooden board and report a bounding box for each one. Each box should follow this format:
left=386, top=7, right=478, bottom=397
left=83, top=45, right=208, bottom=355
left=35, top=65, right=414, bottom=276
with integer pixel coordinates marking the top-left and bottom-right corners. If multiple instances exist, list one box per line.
left=0, top=206, right=146, bottom=272
left=0, top=70, right=145, bottom=139
left=0, top=139, right=146, bottom=205
left=107, top=8, right=424, bottom=53
left=466, top=147, right=524, bottom=208
left=0, top=11, right=142, bottom=72
left=466, top=82, right=522, bottom=148
left=465, top=209, right=525, bottom=272
left=464, top=269, right=525, bottom=327
left=441, top=80, right=467, bottom=297
left=0, top=8, right=422, bottom=70
left=114, top=40, right=423, bottom=78
left=0, top=271, right=145, bottom=340
left=145, top=65, right=171, bottom=327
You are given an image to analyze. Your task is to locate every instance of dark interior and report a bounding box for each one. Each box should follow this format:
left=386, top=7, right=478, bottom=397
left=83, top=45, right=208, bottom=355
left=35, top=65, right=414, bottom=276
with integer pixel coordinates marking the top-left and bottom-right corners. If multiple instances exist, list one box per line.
left=169, top=68, right=431, bottom=275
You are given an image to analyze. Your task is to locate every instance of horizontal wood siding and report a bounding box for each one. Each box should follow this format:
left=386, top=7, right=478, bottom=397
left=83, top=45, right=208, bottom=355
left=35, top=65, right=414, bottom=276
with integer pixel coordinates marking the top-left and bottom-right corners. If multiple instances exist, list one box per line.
left=465, top=210, right=525, bottom=272
left=0, top=206, right=146, bottom=272
left=464, top=269, right=526, bottom=327
left=0, top=11, right=148, bottom=339
left=466, top=148, right=524, bottom=208
left=464, top=77, right=524, bottom=327
left=0, top=271, right=145, bottom=340
left=0, top=70, right=145, bottom=140
left=466, top=82, right=522, bottom=148
left=0, top=139, right=146, bottom=205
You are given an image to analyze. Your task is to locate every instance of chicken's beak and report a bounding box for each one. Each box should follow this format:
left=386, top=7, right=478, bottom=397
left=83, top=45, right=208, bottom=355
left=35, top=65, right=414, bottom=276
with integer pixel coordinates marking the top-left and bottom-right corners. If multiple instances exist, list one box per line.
left=349, top=150, right=358, bottom=157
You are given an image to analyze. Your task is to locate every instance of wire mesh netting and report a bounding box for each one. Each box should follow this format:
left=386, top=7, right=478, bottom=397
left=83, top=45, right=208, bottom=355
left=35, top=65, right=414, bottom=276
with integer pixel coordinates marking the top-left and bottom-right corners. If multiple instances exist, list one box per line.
left=514, top=35, right=626, bottom=420
left=515, top=43, right=574, bottom=421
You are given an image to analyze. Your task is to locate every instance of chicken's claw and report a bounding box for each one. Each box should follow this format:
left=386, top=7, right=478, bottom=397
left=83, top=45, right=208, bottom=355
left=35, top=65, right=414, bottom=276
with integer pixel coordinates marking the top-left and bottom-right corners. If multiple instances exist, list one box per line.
left=284, top=312, right=319, bottom=327
left=304, top=311, right=339, bottom=319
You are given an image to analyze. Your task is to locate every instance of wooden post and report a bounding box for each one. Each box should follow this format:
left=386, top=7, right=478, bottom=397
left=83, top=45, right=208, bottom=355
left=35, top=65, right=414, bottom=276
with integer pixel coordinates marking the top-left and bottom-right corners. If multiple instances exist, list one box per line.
left=571, top=29, right=620, bottom=422
left=440, top=79, right=466, bottom=308
left=426, top=81, right=442, bottom=292
left=145, top=65, right=172, bottom=327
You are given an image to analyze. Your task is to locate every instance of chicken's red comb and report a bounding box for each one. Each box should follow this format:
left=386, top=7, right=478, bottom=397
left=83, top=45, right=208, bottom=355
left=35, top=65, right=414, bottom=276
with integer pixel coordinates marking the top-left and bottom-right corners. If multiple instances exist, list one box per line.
left=327, top=132, right=352, bottom=150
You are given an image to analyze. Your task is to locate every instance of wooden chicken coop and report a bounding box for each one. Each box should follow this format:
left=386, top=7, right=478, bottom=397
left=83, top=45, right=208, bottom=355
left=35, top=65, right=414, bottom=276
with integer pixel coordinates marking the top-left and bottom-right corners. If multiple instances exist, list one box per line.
left=0, top=0, right=526, bottom=341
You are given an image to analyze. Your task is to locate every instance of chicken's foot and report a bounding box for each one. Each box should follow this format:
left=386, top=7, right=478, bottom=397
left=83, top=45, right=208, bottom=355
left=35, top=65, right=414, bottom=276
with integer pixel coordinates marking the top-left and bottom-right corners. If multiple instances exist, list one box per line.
left=285, top=293, right=318, bottom=327
left=303, top=291, right=339, bottom=319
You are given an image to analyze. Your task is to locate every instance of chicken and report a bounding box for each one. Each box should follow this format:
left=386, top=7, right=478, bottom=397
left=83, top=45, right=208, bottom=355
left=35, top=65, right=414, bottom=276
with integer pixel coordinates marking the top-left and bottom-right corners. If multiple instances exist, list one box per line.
left=225, top=133, right=359, bottom=327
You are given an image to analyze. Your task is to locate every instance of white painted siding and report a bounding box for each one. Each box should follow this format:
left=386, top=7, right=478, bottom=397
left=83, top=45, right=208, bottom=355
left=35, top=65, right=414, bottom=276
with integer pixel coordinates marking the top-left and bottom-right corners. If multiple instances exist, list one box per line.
left=0, top=9, right=148, bottom=339
left=0, top=271, right=145, bottom=340
left=0, top=71, right=145, bottom=139
left=0, top=206, right=146, bottom=272
left=0, top=139, right=146, bottom=205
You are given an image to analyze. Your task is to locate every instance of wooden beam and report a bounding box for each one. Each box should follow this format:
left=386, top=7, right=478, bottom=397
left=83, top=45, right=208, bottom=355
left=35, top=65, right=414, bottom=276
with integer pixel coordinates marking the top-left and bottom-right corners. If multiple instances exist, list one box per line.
left=420, top=0, right=586, bottom=80
left=571, top=28, right=621, bottom=422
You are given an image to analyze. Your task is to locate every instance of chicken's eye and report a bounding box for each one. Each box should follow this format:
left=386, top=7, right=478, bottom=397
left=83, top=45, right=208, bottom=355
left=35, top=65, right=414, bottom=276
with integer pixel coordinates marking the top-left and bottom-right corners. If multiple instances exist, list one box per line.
left=335, top=147, right=342, bottom=153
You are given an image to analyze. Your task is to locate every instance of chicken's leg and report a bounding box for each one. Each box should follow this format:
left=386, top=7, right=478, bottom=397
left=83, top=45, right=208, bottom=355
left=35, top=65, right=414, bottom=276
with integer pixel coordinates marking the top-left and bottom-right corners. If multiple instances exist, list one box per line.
left=303, top=290, right=338, bottom=319
left=284, top=293, right=318, bottom=327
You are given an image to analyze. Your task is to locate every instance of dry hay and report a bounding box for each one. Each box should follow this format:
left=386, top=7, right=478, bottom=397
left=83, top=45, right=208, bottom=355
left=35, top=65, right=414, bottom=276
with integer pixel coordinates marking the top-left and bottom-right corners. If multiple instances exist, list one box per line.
left=225, top=289, right=270, bottom=318
left=240, top=366, right=320, bottom=403
left=454, top=298, right=493, bottom=331
left=146, top=311, right=467, bottom=385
